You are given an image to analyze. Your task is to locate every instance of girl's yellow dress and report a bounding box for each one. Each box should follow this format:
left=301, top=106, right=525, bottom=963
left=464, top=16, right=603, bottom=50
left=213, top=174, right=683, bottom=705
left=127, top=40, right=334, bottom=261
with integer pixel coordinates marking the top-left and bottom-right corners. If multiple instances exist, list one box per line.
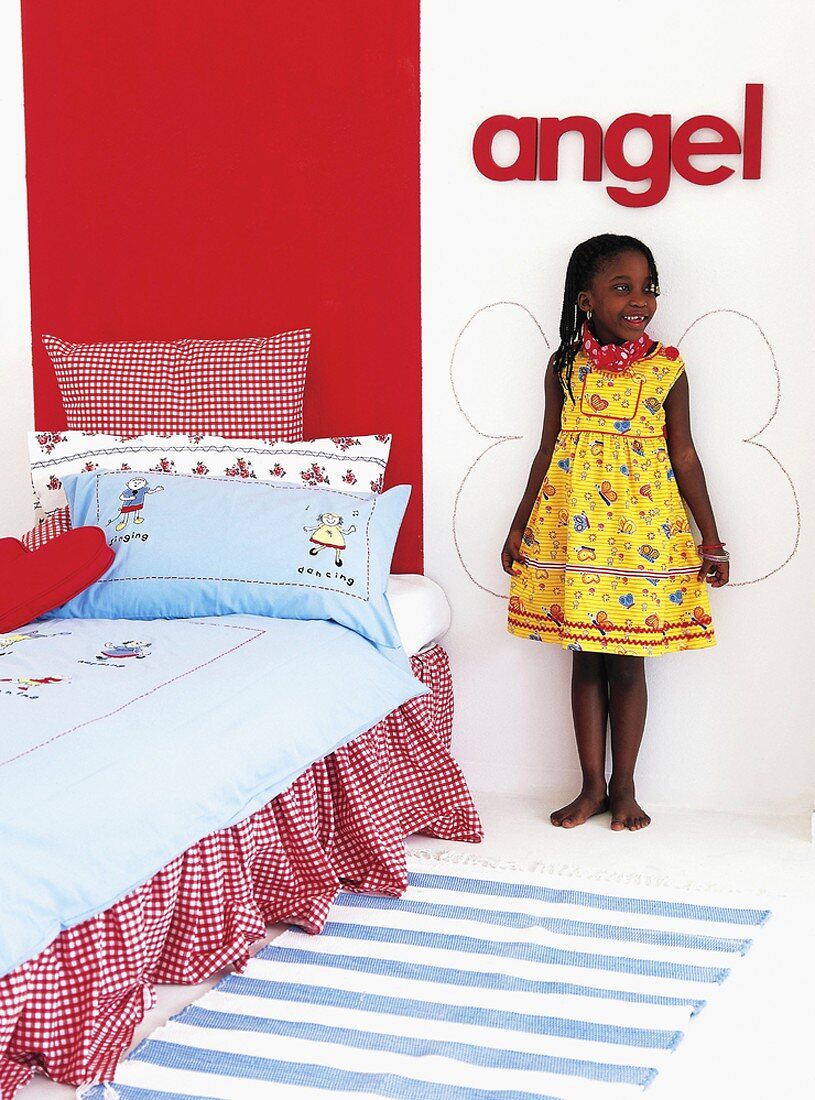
left=507, top=343, right=715, bottom=656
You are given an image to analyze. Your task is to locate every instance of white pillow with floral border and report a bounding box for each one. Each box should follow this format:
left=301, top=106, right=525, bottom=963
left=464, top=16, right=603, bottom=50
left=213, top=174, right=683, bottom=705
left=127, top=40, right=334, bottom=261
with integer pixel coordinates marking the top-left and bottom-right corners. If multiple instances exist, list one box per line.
left=29, top=431, right=391, bottom=520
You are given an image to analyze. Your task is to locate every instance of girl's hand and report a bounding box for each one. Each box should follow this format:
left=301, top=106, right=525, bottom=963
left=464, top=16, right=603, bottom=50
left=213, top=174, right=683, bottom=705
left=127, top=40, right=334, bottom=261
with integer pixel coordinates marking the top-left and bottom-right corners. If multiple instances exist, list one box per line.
left=501, top=529, right=525, bottom=575
left=697, top=556, right=730, bottom=587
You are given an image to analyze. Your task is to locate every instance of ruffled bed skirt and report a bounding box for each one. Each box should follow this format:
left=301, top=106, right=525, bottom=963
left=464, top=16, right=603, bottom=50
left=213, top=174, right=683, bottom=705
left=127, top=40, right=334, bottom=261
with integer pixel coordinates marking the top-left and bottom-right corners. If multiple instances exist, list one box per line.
left=0, top=645, right=482, bottom=1096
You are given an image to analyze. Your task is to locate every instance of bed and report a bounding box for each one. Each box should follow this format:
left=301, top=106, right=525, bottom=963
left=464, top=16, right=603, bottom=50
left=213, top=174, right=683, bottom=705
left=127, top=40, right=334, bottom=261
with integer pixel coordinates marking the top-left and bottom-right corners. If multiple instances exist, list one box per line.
left=0, top=592, right=481, bottom=1096
left=0, top=332, right=482, bottom=1095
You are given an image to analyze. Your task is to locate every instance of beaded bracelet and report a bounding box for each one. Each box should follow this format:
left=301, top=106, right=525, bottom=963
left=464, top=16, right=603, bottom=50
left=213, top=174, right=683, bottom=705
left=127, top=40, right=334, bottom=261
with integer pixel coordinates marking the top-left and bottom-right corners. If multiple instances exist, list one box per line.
left=698, top=547, right=730, bottom=562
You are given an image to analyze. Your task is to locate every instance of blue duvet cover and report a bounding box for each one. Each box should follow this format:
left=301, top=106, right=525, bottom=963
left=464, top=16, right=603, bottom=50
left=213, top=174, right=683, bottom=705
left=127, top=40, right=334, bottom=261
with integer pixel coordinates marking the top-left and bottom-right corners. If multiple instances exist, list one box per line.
left=0, top=616, right=427, bottom=978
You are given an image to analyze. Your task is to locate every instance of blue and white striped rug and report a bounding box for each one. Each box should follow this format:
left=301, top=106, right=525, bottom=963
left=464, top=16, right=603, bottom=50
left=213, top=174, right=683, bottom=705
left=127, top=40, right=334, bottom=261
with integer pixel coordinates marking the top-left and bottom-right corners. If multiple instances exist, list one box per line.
left=84, top=855, right=771, bottom=1100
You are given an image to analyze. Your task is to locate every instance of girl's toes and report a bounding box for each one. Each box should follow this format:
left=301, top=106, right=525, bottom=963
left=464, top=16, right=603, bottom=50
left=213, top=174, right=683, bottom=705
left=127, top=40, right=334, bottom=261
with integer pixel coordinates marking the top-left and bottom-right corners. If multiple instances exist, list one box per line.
left=610, top=819, right=625, bottom=831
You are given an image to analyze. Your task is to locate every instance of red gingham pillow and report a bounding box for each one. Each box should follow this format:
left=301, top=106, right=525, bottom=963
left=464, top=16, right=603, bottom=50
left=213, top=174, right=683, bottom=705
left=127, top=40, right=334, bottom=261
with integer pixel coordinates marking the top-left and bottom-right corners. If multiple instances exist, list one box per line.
left=42, top=330, right=310, bottom=440
left=20, top=506, right=72, bottom=551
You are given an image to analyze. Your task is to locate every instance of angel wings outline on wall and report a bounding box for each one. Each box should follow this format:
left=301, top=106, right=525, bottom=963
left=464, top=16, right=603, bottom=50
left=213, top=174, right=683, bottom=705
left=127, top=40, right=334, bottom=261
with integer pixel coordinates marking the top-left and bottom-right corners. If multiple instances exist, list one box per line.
left=450, top=303, right=800, bottom=597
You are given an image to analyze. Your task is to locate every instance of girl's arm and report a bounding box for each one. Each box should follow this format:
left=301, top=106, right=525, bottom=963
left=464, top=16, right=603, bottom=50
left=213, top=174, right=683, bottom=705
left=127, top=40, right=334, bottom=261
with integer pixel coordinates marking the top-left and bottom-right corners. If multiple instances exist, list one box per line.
left=663, top=372, right=729, bottom=587
left=501, top=355, right=564, bottom=575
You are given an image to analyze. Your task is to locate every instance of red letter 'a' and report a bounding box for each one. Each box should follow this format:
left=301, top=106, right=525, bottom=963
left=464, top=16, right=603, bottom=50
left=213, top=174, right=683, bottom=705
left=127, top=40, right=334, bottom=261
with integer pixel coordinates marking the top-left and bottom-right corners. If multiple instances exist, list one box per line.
left=538, top=116, right=603, bottom=181
left=472, top=116, right=538, bottom=181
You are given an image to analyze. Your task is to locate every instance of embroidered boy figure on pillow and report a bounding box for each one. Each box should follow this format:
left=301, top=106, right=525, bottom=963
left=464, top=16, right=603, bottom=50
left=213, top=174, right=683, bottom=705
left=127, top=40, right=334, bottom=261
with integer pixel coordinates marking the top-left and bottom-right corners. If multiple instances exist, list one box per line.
left=303, top=512, right=356, bottom=567
left=109, top=477, right=164, bottom=531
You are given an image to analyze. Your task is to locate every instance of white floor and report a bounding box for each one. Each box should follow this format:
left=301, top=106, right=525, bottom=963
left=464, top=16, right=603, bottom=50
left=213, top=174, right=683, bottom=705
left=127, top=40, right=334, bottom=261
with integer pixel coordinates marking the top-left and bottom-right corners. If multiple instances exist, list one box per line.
left=17, top=788, right=815, bottom=1100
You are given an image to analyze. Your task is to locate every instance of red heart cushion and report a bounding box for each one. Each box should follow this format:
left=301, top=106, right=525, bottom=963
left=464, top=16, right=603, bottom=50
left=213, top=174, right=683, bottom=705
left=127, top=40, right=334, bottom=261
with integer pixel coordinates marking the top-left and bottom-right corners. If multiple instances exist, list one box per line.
left=0, top=527, right=114, bottom=631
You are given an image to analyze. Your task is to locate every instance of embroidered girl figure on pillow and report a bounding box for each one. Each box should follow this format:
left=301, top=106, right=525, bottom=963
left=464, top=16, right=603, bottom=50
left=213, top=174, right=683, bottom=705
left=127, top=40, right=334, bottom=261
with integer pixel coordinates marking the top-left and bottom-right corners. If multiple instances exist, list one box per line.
left=304, top=512, right=356, bottom=567
left=109, top=476, right=164, bottom=531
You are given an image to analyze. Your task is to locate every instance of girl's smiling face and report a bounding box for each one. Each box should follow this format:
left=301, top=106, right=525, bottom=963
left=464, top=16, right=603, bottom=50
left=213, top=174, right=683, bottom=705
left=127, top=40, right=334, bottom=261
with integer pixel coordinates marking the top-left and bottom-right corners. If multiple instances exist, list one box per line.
left=577, top=250, right=659, bottom=346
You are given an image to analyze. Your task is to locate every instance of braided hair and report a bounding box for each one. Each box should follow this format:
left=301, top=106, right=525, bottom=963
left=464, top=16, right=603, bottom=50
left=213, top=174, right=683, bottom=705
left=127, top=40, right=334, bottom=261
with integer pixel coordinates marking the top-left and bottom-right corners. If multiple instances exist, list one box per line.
left=552, top=234, right=660, bottom=402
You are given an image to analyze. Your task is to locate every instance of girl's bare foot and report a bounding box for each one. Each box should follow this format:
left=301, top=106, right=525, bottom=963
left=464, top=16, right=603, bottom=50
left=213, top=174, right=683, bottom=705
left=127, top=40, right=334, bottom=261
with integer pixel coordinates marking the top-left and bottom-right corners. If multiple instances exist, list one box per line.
left=550, top=785, right=608, bottom=828
left=608, top=780, right=651, bottom=831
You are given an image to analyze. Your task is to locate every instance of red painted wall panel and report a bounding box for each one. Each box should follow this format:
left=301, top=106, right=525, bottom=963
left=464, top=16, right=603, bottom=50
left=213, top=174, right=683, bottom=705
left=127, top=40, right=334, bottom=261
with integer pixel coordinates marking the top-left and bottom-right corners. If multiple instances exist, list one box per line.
left=20, top=0, right=422, bottom=571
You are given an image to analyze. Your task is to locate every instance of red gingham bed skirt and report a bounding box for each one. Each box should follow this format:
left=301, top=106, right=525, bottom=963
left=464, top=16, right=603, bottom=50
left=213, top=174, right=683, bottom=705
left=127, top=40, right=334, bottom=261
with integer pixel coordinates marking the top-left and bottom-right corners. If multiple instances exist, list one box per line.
left=0, top=645, right=481, bottom=1096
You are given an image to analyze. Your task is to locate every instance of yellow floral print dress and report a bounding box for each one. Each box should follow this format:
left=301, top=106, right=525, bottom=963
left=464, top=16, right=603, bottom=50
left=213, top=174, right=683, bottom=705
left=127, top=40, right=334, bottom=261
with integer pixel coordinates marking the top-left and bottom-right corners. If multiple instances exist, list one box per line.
left=507, top=344, right=715, bottom=656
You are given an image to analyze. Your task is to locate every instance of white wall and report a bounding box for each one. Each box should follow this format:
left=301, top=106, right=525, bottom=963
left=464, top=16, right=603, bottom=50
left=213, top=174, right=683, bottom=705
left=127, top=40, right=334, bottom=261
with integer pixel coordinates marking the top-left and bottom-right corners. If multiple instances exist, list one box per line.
left=0, top=0, right=34, bottom=538
left=422, top=0, right=815, bottom=814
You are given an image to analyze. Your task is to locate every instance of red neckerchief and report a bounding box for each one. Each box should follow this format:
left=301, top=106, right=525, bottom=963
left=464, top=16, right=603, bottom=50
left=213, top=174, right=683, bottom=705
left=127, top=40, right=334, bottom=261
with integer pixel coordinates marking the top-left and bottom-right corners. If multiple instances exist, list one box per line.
left=581, top=321, right=653, bottom=373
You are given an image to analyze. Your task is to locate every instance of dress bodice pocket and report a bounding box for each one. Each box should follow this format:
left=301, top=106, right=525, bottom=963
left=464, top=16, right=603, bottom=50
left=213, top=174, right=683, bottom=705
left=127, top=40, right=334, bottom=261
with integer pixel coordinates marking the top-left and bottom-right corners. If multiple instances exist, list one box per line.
left=578, top=371, right=644, bottom=423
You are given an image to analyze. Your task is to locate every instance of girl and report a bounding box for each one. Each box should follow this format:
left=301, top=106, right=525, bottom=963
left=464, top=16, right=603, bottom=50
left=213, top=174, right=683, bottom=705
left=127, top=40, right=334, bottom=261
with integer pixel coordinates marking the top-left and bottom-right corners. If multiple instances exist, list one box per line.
left=502, top=234, right=728, bottom=832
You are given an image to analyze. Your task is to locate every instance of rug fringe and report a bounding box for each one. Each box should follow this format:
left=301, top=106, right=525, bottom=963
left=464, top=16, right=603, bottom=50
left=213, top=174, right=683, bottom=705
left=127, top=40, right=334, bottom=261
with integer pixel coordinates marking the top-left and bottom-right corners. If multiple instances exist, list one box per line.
left=406, top=845, right=778, bottom=898
left=76, top=1083, right=120, bottom=1099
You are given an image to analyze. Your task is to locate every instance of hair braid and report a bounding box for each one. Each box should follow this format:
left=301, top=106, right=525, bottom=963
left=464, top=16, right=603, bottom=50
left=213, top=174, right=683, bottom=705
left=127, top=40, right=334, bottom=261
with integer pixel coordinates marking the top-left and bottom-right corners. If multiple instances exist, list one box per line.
left=551, top=234, right=660, bottom=402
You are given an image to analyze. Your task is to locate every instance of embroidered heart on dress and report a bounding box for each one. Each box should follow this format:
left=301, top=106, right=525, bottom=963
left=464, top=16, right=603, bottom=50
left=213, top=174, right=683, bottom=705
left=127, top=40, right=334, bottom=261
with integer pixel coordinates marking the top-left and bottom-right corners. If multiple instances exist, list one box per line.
left=588, top=393, right=609, bottom=412
left=613, top=420, right=631, bottom=434
left=618, top=593, right=634, bottom=608
left=669, top=590, right=684, bottom=605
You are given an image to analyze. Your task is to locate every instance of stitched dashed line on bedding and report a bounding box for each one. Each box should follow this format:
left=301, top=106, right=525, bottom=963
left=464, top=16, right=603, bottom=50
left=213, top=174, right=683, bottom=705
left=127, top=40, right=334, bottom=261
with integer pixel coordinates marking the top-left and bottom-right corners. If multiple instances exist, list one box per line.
left=96, top=576, right=372, bottom=602
left=94, top=470, right=377, bottom=499
left=0, top=627, right=266, bottom=769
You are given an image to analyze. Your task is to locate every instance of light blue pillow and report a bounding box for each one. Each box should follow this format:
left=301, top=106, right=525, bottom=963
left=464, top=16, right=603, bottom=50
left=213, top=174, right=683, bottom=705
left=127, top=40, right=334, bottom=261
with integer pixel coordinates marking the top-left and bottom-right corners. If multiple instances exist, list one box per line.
left=52, top=471, right=410, bottom=649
